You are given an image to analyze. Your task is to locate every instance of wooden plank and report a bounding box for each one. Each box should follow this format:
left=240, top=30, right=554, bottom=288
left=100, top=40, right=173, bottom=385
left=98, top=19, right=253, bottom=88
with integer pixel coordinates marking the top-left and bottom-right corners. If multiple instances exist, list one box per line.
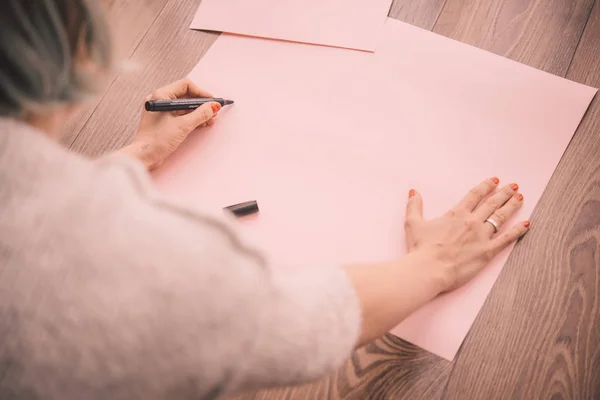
left=442, top=2, right=600, bottom=399
left=59, top=0, right=167, bottom=147
left=69, top=0, right=218, bottom=156
left=227, top=336, right=451, bottom=400
left=433, top=0, right=595, bottom=76
left=388, top=0, right=448, bottom=30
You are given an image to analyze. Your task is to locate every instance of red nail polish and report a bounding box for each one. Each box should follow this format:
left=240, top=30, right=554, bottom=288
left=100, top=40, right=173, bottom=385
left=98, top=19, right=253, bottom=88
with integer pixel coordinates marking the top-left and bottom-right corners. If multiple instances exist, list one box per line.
left=211, top=103, right=221, bottom=113
left=409, top=189, right=416, bottom=198
left=524, top=221, right=531, bottom=228
left=511, top=183, right=519, bottom=191
left=491, top=177, right=499, bottom=185
left=516, top=193, right=524, bottom=201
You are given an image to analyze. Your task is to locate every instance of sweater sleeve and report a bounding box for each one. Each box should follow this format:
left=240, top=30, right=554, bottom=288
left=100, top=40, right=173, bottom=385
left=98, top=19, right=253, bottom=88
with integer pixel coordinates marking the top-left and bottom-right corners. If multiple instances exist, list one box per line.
left=78, top=156, right=362, bottom=397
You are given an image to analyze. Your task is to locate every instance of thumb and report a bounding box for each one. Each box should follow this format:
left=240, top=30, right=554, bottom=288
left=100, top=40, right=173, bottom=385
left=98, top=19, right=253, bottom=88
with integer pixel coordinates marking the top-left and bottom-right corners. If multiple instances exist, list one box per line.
left=180, top=102, right=221, bottom=128
left=406, top=189, right=424, bottom=222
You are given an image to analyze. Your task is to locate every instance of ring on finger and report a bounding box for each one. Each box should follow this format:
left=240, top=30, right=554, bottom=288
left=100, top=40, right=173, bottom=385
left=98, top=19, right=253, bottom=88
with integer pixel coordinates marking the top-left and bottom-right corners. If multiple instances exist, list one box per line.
left=484, top=216, right=501, bottom=233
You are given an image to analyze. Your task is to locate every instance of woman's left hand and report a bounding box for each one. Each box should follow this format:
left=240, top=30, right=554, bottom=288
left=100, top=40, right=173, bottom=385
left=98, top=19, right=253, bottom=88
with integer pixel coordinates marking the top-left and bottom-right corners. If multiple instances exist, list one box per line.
left=121, top=78, right=221, bottom=170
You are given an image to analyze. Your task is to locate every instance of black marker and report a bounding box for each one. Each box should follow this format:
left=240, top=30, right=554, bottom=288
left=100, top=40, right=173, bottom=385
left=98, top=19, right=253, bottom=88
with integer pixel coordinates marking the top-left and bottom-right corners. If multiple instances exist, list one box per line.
left=145, top=98, right=234, bottom=112
left=224, top=201, right=259, bottom=217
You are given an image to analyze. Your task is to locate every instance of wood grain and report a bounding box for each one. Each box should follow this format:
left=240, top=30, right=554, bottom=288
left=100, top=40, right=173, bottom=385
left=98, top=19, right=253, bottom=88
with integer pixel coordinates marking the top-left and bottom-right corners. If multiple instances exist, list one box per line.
left=388, top=0, right=448, bottom=30
left=443, top=1, right=600, bottom=399
left=59, top=0, right=167, bottom=147
left=62, top=0, right=600, bottom=398
left=227, top=336, right=451, bottom=400
left=68, top=0, right=218, bottom=156
left=434, top=0, right=595, bottom=76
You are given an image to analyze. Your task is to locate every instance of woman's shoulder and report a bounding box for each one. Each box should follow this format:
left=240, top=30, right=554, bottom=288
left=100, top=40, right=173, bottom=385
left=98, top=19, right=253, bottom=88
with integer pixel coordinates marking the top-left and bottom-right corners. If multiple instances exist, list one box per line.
left=0, top=118, right=144, bottom=213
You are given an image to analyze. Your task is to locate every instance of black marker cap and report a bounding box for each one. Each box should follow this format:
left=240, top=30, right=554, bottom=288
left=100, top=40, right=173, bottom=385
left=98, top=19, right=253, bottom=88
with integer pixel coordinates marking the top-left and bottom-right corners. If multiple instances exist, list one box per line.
left=224, top=200, right=259, bottom=217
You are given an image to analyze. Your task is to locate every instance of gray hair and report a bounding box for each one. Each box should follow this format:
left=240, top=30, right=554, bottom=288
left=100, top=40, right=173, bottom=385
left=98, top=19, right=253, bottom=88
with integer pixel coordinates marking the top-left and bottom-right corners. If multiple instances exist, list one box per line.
left=0, top=0, right=113, bottom=117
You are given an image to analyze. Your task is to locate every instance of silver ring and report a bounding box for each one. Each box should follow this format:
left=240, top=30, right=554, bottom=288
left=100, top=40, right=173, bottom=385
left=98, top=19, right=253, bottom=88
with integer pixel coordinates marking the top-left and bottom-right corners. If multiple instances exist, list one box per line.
left=485, top=217, right=500, bottom=233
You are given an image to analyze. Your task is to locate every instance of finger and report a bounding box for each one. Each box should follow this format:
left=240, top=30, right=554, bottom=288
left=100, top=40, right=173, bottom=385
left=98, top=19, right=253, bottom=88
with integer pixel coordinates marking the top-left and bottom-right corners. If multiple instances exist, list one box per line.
left=404, top=189, right=423, bottom=238
left=405, top=189, right=423, bottom=250
left=406, top=189, right=423, bottom=223
left=174, top=106, right=220, bottom=118
left=179, top=102, right=221, bottom=129
left=149, top=78, right=214, bottom=100
left=488, top=221, right=530, bottom=255
left=483, top=192, right=524, bottom=236
left=456, top=177, right=499, bottom=211
left=474, top=183, right=519, bottom=221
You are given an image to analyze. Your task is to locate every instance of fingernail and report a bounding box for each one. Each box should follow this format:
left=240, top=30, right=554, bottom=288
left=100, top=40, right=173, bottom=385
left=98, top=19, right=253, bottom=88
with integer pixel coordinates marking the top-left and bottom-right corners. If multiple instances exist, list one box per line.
left=211, top=103, right=221, bottom=113
left=524, top=221, right=531, bottom=228
left=511, top=183, right=519, bottom=191
left=516, top=193, right=524, bottom=201
left=409, top=189, right=416, bottom=198
left=491, top=177, right=499, bottom=185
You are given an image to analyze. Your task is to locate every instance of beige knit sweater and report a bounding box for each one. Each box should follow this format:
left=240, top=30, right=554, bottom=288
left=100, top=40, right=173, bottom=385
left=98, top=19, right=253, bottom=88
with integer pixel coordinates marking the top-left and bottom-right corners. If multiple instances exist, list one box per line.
left=0, top=118, right=361, bottom=399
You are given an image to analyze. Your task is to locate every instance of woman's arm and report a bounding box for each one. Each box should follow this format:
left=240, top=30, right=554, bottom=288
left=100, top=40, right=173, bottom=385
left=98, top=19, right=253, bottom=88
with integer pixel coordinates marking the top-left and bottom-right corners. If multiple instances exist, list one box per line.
left=36, top=157, right=525, bottom=399
left=347, top=180, right=529, bottom=347
left=346, top=251, right=445, bottom=346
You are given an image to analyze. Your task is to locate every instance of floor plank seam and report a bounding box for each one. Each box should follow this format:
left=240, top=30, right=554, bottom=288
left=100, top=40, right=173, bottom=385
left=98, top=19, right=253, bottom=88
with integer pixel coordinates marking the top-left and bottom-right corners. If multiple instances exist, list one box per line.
left=564, top=0, right=597, bottom=79
left=430, top=0, right=450, bottom=32
left=386, top=0, right=395, bottom=18
left=438, top=356, right=459, bottom=400
left=66, top=73, right=122, bottom=149
left=125, top=0, right=170, bottom=64
left=68, top=0, right=170, bottom=150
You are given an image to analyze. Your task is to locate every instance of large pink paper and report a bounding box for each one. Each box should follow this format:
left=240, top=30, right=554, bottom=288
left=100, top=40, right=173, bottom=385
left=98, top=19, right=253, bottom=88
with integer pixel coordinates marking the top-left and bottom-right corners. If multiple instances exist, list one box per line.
left=154, top=18, right=596, bottom=360
left=190, top=0, right=392, bottom=51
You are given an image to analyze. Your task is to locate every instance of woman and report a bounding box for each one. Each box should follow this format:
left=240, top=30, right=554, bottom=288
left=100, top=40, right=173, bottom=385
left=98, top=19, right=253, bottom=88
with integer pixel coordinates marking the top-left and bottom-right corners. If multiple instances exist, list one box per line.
left=0, top=1, right=529, bottom=399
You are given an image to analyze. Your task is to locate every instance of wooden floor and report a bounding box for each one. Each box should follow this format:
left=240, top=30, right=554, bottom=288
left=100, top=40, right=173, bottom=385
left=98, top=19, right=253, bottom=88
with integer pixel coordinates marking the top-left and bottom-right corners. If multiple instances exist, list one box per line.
left=62, top=1, right=600, bottom=399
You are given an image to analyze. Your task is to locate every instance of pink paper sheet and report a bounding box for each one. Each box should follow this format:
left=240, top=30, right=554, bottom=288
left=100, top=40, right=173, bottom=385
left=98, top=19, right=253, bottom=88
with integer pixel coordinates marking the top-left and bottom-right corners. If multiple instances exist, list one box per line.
left=190, top=0, right=393, bottom=52
left=154, top=18, right=596, bottom=360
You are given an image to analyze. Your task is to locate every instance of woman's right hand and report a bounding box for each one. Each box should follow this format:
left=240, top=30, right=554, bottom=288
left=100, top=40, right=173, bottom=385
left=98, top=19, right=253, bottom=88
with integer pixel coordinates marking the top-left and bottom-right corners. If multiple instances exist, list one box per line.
left=405, top=177, right=530, bottom=292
